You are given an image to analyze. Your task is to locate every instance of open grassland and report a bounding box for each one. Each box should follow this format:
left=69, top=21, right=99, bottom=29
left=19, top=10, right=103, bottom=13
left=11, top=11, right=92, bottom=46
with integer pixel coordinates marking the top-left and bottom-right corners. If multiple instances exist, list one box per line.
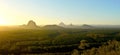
left=0, top=27, right=120, bottom=55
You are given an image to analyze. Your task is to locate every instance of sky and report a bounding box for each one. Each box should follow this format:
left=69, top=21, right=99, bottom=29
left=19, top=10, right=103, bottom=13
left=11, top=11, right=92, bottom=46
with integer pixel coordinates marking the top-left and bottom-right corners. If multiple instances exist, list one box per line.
left=0, top=0, right=120, bottom=25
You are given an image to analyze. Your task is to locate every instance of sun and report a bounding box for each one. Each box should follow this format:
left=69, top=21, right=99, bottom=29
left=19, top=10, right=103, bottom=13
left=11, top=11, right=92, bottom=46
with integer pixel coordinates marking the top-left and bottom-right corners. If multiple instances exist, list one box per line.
left=0, top=19, right=8, bottom=25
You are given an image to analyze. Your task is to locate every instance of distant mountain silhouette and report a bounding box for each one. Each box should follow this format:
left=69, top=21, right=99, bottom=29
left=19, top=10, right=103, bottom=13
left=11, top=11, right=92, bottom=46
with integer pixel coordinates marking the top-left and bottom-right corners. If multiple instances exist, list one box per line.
left=81, top=24, right=93, bottom=29
left=20, top=20, right=94, bottom=29
left=43, top=25, right=64, bottom=29
left=27, top=20, right=37, bottom=27
left=69, top=23, right=73, bottom=26
left=20, top=20, right=38, bottom=29
left=59, top=22, right=66, bottom=27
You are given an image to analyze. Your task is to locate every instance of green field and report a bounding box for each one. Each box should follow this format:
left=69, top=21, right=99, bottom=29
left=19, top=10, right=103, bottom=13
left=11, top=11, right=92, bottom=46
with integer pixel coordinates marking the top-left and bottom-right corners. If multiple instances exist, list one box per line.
left=0, top=27, right=120, bottom=55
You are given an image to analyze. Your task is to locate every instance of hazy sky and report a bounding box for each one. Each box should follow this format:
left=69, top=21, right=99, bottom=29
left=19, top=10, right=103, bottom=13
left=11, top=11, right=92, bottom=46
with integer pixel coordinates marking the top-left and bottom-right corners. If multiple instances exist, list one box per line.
left=0, top=0, right=120, bottom=25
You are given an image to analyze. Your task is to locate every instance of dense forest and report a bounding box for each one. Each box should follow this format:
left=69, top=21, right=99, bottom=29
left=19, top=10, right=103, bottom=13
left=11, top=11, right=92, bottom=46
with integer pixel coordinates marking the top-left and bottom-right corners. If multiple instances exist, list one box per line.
left=0, top=27, right=120, bottom=55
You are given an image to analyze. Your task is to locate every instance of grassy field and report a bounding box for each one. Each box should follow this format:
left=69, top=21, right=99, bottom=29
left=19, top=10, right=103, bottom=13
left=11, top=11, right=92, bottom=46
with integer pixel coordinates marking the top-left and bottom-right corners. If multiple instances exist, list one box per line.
left=0, top=27, right=120, bottom=55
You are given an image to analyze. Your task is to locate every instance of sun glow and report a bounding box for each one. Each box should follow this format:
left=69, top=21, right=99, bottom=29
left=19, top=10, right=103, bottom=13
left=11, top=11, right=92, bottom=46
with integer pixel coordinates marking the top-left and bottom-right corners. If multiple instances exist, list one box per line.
left=0, top=18, right=8, bottom=25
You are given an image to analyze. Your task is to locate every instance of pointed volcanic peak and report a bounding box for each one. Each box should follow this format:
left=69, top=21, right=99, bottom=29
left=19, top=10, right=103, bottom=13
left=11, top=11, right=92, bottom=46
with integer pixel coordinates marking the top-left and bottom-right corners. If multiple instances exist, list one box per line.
left=59, top=22, right=66, bottom=27
left=27, top=20, right=37, bottom=27
left=69, top=23, right=73, bottom=26
left=20, top=20, right=39, bottom=29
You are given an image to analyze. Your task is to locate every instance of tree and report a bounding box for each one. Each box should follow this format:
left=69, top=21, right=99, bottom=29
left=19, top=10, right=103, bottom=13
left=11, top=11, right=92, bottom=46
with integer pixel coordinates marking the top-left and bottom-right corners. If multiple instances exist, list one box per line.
left=78, top=40, right=90, bottom=49
left=71, top=49, right=79, bottom=55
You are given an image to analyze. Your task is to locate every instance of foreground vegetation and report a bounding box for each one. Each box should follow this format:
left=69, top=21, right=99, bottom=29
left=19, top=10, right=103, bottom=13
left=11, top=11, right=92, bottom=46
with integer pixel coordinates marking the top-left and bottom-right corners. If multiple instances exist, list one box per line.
left=0, top=27, right=120, bottom=55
